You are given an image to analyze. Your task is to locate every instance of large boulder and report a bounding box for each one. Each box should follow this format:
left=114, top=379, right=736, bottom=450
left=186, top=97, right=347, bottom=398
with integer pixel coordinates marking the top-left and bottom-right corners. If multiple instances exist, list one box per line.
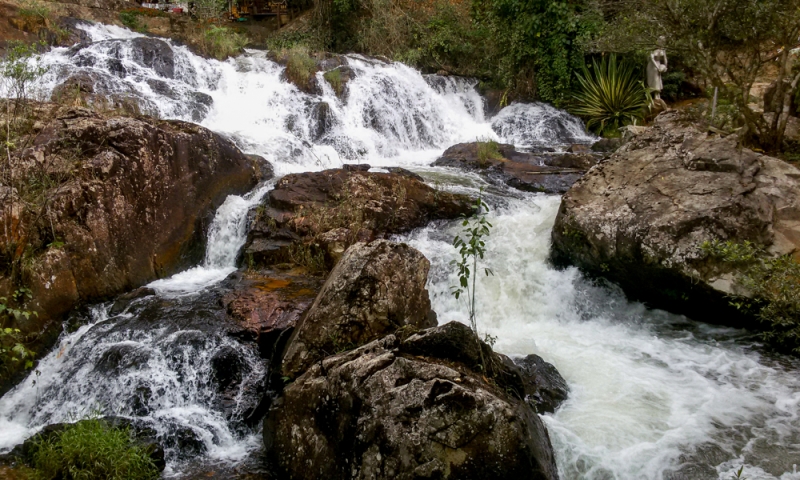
left=432, top=142, right=600, bottom=194
left=280, top=240, right=437, bottom=379
left=264, top=325, right=560, bottom=480
left=0, top=105, right=270, bottom=393
left=551, top=111, right=800, bottom=326
left=244, top=165, right=472, bottom=270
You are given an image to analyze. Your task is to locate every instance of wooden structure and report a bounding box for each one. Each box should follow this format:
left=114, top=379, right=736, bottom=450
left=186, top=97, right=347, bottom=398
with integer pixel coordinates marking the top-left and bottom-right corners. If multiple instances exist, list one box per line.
left=227, top=0, right=292, bottom=20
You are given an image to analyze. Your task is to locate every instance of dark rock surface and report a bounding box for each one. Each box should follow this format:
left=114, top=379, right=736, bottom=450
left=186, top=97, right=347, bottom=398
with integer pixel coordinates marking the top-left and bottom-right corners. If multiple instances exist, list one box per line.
left=280, top=240, right=437, bottom=379
left=244, top=166, right=472, bottom=270
left=432, top=142, right=601, bottom=194
left=222, top=268, right=323, bottom=365
left=0, top=105, right=270, bottom=393
left=551, top=111, right=800, bottom=325
left=514, top=354, right=569, bottom=414
left=265, top=324, right=560, bottom=480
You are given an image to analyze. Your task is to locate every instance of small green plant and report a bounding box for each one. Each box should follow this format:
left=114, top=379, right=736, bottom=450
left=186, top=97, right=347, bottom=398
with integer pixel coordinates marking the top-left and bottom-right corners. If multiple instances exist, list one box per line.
left=201, top=25, right=248, bottom=60
left=451, top=187, right=493, bottom=340
left=26, top=418, right=160, bottom=480
left=284, top=46, right=317, bottom=88
left=192, top=0, right=226, bottom=20
left=702, top=239, right=800, bottom=353
left=323, top=68, right=344, bottom=96
left=0, top=327, right=35, bottom=370
left=18, top=0, right=50, bottom=20
left=118, top=11, right=143, bottom=32
left=476, top=139, right=503, bottom=167
left=571, top=55, right=648, bottom=135
left=288, top=242, right=327, bottom=273
left=731, top=466, right=747, bottom=480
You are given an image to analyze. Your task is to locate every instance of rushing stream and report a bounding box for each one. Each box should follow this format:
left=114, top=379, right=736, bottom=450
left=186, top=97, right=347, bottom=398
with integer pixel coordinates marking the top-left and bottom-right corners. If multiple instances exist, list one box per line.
left=0, top=23, right=799, bottom=479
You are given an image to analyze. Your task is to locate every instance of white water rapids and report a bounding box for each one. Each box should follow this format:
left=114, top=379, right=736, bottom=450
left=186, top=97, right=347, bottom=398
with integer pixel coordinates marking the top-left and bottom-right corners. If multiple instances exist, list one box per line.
left=0, top=23, right=798, bottom=479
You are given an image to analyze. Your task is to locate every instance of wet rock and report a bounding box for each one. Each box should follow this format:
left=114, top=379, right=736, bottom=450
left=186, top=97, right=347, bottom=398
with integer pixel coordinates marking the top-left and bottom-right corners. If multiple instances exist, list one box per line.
left=265, top=333, right=560, bottom=480
left=433, top=142, right=600, bottom=194
left=591, top=137, right=622, bottom=153
left=129, top=37, right=175, bottom=79
left=221, top=269, right=323, bottom=360
left=280, top=240, right=437, bottom=379
left=110, top=286, right=156, bottom=315
left=514, top=354, right=569, bottom=414
left=551, top=111, right=800, bottom=327
left=311, top=101, right=336, bottom=141
left=244, top=166, right=472, bottom=270
left=0, top=104, right=267, bottom=392
left=95, top=344, right=151, bottom=373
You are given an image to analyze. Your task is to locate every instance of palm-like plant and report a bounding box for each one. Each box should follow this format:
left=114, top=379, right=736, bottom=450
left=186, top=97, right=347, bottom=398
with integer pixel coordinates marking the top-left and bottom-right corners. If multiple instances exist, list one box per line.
left=571, top=55, right=647, bottom=134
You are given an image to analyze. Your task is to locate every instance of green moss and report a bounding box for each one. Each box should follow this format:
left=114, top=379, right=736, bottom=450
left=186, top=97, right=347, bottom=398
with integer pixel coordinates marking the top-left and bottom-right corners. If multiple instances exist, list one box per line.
left=323, top=69, right=343, bottom=96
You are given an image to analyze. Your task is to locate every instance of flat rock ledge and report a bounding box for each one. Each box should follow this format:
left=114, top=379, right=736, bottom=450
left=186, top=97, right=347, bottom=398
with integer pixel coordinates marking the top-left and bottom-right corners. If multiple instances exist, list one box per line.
left=432, top=142, right=604, bottom=194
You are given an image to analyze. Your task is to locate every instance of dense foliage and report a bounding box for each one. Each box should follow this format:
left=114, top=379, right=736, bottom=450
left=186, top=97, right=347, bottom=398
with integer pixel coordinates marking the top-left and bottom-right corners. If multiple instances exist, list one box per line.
left=309, top=0, right=601, bottom=105
left=26, top=419, right=160, bottom=480
left=592, top=0, right=800, bottom=151
left=703, top=240, right=800, bottom=353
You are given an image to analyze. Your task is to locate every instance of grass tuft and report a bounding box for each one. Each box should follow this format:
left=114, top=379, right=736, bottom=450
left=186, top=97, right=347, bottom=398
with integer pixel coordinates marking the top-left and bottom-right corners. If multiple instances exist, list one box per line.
left=26, top=419, right=160, bottom=480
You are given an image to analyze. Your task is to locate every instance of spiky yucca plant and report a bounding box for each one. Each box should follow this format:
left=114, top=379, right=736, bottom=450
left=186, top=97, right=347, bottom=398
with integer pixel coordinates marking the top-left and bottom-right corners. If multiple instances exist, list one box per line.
left=571, top=55, right=647, bottom=134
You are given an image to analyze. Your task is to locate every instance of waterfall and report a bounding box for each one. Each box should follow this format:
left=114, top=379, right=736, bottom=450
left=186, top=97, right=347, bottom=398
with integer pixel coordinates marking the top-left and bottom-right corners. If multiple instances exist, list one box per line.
left=1, top=22, right=799, bottom=480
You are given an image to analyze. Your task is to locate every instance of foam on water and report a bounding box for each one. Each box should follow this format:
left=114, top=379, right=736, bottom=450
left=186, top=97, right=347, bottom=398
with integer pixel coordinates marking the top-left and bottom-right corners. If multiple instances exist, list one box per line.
left=399, top=187, right=800, bottom=480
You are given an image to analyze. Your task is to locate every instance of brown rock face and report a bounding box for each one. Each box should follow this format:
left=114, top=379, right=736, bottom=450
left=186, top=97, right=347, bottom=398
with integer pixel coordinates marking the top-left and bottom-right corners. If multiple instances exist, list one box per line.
left=221, top=269, right=323, bottom=362
left=265, top=327, right=560, bottom=480
left=280, top=240, right=437, bottom=379
left=244, top=165, right=473, bottom=270
left=432, top=142, right=600, bottom=194
left=0, top=106, right=268, bottom=392
left=551, top=111, right=800, bottom=326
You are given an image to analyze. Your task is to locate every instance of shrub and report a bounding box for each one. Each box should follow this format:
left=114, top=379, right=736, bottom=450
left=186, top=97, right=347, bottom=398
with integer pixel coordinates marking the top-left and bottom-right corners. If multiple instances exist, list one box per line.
left=323, top=68, right=343, bottom=95
left=118, top=11, right=143, bottom=31
left=570, top=54, right=647, bottom=135
left=201, top=25, right=248, bottom=60
left=27, top=419, right=160, bottom=480
left=18, top=0, right=50, bottom=20
left=476, top=139, right=502, bottom=167
left=284, top=46, right=317, bottom=87
left=702, top=240, right=800, bottom=354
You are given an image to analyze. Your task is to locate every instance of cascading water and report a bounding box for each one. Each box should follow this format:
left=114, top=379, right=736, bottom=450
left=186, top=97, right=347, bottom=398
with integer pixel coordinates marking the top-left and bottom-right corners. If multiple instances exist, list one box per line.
left=2, top=22, right=799, bottom=479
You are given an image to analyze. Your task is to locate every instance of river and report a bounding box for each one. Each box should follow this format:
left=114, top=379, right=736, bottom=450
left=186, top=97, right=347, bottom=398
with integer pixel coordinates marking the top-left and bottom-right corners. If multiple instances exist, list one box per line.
left=0, top=23, right=798, bottom=480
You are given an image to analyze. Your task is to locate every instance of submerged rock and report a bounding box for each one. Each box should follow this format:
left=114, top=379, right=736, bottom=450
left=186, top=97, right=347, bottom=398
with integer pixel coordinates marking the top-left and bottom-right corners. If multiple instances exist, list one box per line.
left=281, top=240, right=437, bottom=379
left=432, top=142, right=601, bottom=194
left=265, top=327, right=560, bottom=480
left=551, top=111, right=800, bottom=326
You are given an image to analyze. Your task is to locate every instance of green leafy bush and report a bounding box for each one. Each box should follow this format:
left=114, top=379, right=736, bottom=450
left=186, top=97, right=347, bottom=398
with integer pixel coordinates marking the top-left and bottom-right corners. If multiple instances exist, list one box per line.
left=201, top=25, right=248, bottom=60
left=476, top=139, right=502, bottom=167
left=702, top=239, right=800, bottom=353
left=284, top=46, right=317, bottom=87
left=118, top=11, right=143, bottom=32
left=27, top=419, right=160, bottom=480
left=570, top=55, right=647, bottom=134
